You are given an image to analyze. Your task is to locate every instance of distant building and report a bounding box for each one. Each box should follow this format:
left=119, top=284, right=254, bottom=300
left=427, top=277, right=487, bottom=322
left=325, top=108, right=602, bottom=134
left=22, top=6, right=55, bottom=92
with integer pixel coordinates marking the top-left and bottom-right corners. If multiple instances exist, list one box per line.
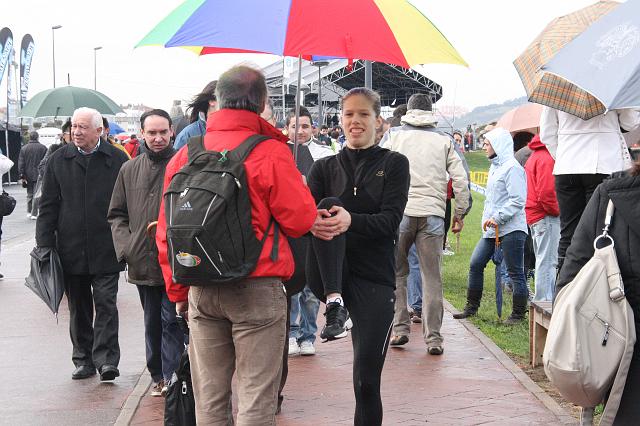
left=113, top=104, right=153, bottom=135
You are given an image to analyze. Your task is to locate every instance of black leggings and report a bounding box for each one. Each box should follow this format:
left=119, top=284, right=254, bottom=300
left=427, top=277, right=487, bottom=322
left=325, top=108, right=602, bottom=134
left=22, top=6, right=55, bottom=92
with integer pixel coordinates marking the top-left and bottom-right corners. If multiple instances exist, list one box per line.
left=307, top=197, right=395, bottom=426
left=309, top=197, right=346, bottom=296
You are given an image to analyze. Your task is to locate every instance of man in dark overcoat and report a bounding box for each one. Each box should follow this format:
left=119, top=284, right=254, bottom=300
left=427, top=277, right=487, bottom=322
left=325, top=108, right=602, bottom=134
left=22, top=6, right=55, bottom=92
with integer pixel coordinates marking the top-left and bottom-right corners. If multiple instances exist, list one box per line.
left=18, top=131, right=47, bottom=217
left=36, top=107, right=129, bottom=381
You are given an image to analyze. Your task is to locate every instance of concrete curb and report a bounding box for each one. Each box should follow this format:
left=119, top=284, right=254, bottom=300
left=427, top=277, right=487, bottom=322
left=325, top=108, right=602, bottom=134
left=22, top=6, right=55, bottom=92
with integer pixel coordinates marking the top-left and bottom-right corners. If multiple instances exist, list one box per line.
left=443, top=299, right=576, bottom=425
left=115, top=368, right=152, bottom=426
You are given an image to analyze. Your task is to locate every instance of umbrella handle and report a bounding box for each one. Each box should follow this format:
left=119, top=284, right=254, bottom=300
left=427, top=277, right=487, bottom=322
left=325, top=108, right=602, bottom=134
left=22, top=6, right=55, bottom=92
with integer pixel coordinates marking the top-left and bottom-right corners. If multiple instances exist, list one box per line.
left=495, top=225, right=500, bottom=249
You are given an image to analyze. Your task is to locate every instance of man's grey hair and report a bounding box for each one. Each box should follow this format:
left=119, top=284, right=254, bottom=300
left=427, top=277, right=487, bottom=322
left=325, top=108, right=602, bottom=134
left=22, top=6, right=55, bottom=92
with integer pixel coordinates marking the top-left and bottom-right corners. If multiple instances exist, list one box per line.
left=407, top=93, right=432, bottom=112
left=72, top=107, right=103, bottom=128
left=215, top=65, right=268, bottom=114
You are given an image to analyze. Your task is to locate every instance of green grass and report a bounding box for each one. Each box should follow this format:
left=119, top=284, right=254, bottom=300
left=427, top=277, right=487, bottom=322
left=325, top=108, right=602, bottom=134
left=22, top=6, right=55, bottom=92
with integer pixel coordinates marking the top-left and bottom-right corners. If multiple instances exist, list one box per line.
left=444, top=193, right=530, bottom=359
left=464, top=151, right=490, bottom=173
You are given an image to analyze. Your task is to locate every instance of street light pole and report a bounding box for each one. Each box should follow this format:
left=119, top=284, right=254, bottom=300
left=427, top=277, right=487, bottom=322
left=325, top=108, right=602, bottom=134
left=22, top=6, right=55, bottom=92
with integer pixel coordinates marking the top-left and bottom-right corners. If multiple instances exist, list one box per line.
left=51, top=25, right=62, bottom=88
left=93, top=46, right=102, bottom=91
left=311, top=61, right=329, bottom=126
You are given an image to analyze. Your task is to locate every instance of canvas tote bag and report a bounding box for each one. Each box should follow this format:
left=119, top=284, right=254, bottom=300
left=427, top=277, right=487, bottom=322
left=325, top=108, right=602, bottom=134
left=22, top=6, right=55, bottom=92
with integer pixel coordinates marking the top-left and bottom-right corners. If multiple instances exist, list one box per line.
left=543, top=200, right=635, bottom=419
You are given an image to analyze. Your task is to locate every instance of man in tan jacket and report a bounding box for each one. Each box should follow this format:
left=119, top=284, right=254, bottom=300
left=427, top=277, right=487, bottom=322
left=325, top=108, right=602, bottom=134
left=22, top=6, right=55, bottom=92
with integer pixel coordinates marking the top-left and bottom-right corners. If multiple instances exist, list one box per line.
left=381, top=93, right=469, bottom=355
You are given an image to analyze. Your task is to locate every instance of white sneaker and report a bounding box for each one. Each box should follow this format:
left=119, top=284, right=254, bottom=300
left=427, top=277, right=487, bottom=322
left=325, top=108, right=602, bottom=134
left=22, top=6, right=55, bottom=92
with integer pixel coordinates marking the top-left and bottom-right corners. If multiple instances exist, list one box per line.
left=344, top=317, right=353, bottom=330
left=442, top=247, right=455, bottom=256
left=288, top=337, right=300, bottom=356
left=29, top=215, right=37, bottom=220
left=299, top=340, right=316, bottom=356
left=332, top=316, right=353, bottom=339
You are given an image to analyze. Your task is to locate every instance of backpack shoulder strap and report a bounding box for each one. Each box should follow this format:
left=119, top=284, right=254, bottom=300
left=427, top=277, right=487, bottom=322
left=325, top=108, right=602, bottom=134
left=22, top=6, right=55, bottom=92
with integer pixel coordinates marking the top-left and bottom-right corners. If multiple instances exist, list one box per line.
left=186, top=135, right=205, bottom=163
left=229, top=134, right=271, bottom=162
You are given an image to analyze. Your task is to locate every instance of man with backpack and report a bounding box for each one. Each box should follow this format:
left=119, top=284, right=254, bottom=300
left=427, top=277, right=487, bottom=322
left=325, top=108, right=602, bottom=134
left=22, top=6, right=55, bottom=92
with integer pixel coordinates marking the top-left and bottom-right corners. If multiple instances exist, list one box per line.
left=155, top=65, right=319, bottom=425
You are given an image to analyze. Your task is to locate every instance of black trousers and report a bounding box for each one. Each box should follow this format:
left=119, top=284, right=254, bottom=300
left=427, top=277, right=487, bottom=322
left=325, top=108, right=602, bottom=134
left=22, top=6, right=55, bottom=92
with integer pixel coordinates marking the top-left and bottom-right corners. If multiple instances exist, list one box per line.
left=307, top=197, right=395, bottom=426
left=25, top=180, right=35, bottom=213
left=64, top=273, right=120, bottom=369
left=137, top=285, right=184, bottom=383
left=555, top=173, right=607, bottom=270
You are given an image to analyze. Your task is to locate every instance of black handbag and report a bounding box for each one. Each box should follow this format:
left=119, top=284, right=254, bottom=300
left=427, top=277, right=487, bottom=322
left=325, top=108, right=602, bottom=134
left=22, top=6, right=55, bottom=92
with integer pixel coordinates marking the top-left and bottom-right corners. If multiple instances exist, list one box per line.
left=164, top=347, right=196, bottom=426
left=0, top=190, right=16, bottom=216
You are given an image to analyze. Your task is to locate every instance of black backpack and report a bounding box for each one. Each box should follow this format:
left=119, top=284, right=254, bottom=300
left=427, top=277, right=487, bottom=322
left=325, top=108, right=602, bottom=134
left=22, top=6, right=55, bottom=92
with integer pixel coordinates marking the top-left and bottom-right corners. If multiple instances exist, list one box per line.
left=164, top=134, right=278, bottom=286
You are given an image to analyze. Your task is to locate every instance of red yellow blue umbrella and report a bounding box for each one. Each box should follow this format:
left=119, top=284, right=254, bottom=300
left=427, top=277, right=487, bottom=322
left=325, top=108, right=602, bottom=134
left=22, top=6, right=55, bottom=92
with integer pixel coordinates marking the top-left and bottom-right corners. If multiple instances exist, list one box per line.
left=136, top=0, right=468, bottom=69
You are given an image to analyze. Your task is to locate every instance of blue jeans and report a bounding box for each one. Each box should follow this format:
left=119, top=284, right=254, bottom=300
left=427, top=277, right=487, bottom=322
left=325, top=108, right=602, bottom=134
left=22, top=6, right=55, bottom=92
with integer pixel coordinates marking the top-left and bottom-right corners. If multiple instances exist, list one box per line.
left=407, top=244, right=422, bottom=312
left=289, top=285, right=319, bottom=343
left=531, top=216, right=560, bottom=301
left=468, top=231, right=528, bottom=298
left=137, top=285, right=185, bottom=383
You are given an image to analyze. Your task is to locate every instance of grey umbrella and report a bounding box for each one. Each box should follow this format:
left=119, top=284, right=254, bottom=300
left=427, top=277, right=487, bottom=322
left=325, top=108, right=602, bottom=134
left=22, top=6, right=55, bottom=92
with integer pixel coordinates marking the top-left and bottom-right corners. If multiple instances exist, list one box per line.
left=540, top=0, right=640, bottom=119
left=24, top=247, right=65, bottom=321
left=20, top=86, right=122, bottom=118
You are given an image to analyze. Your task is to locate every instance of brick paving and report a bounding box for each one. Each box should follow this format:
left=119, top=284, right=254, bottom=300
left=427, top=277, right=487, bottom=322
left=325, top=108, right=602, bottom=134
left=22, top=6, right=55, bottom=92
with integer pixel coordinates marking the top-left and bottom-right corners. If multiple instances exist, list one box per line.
left=1, top=186, right=572, bottom=425
left=131, top=313, right=570, bottom=425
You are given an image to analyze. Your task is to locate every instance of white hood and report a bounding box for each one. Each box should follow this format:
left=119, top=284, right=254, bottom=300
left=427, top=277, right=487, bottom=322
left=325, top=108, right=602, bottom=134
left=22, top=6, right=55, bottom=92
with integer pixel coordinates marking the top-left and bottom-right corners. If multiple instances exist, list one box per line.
left=485, top=127, right=514, bottom=164
left=401, top=109, right=438, bottom=128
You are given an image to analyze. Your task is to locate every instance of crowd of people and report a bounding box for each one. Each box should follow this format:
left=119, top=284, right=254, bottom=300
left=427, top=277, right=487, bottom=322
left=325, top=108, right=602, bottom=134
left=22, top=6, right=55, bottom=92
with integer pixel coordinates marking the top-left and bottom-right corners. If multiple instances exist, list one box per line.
left=2, top=61, right=640, bottom=425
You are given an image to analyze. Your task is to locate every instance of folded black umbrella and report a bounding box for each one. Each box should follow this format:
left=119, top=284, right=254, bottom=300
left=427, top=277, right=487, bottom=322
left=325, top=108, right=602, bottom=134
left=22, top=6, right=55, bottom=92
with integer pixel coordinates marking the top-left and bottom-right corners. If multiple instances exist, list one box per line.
left=24, top=247, right=65, bottom=320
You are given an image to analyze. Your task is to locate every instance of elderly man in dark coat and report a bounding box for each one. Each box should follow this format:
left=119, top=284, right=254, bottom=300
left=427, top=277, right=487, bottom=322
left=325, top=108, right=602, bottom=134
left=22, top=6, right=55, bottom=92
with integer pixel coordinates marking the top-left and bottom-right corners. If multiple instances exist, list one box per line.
left=18, top=131, right=47, bottom=217
left=36, top=107, right=129, bottom=381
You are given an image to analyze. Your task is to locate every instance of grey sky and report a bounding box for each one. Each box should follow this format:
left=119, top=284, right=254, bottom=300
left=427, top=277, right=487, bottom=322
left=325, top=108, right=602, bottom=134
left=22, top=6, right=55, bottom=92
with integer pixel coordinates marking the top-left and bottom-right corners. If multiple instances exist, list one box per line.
left=2, top=0, right=600, bottom=113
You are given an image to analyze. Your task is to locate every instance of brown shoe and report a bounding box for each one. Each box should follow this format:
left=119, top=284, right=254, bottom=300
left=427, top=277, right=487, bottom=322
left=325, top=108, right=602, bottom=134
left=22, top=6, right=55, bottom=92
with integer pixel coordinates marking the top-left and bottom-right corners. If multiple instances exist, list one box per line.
left=410, top=310, right=422, bottom=323
left=389, top=335, right=409, bottom=346
left=150, top=379, right=165, bottom=397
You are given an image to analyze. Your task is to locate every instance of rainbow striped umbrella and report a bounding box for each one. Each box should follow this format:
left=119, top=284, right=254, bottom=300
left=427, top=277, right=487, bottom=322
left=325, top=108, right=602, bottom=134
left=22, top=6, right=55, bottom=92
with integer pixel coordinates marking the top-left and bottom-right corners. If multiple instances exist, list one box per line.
left=136, top=0, right=467, bottom=69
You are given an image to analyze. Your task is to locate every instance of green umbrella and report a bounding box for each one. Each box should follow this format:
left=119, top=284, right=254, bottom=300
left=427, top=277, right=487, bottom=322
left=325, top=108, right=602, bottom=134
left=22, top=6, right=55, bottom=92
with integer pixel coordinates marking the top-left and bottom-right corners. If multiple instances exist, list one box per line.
left=20, top=86, right=122, bottom=118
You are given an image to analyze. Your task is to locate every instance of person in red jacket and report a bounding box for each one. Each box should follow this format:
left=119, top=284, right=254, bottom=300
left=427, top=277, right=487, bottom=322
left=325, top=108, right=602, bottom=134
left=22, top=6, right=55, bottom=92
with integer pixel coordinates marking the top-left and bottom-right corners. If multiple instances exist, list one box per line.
left=525, top=134, right=560, bottom=301
left=124, top=134, right=140, bottom=158
left=156, top=65, right=318, bottom=425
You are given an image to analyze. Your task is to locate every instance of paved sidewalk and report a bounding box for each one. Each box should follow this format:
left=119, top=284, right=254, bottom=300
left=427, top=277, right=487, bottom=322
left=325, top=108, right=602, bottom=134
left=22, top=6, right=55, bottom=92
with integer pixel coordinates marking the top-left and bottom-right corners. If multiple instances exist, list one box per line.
left=131, top=310, right=573, bottom=425
left=0, top=185, right=147, bottom=425
left=0, top=186, right=573, bottom=425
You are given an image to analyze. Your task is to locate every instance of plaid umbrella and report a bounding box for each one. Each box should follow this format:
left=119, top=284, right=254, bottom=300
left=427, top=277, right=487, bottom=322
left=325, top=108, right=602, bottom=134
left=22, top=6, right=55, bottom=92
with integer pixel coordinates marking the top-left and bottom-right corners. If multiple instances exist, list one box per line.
left=513, top=1, right=619, bottom=119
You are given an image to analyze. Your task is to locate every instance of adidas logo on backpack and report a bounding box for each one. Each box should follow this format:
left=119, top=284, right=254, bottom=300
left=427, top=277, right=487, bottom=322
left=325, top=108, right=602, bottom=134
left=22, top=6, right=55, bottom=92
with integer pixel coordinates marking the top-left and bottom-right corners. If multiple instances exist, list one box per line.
left=164, top=135, right=278, bottom=286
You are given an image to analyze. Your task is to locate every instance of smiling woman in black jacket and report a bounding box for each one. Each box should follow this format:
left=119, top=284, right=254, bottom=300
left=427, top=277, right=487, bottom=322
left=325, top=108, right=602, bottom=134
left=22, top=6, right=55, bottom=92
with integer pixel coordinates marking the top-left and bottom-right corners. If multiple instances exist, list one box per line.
left=557, top=162, right=640, bottom=425
left=306, top=87, right=410, bottom=426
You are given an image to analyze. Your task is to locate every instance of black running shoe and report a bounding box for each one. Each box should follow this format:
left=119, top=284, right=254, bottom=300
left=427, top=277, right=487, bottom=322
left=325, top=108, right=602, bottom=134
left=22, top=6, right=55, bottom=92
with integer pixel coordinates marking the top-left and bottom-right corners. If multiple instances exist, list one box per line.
left=321, top=302, right=348, bottom=341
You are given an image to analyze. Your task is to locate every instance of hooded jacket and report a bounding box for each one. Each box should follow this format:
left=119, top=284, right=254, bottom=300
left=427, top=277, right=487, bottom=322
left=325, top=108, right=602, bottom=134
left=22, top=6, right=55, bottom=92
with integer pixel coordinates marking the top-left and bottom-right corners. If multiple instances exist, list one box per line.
left=380, top=109, right=469, bottom=218
left=108, top=144, right=176, bottom=286
left=482, top=128, right=528, bottom=239
left=156, top=109, right=317, bottom=303
left=525, top=135, right=559, bottom=225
